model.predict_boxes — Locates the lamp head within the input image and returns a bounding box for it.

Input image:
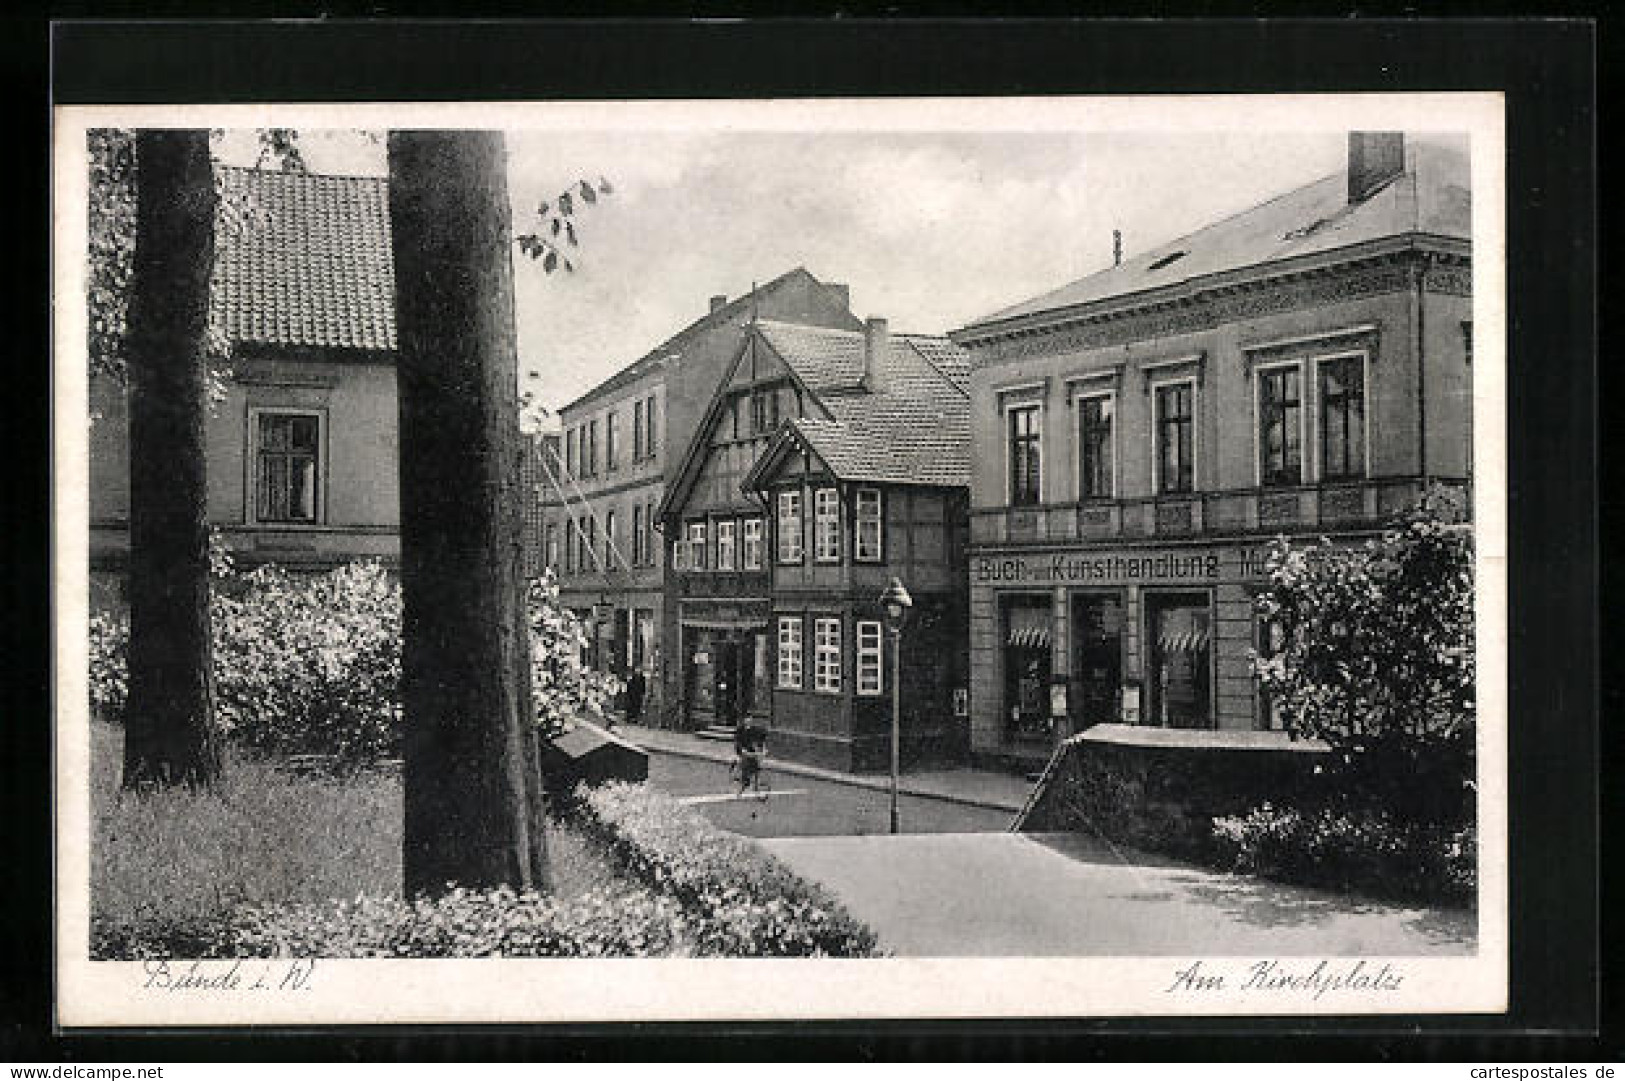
[879,577,913,629]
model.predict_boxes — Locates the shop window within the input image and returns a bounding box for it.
[1154,381,1195,494]
[854,488,883,562]
[1255,612,1289,731]
[1007,404,1042,506]
[776,489,804,564]
[1077,393,1114,499]
[1258,364,1303,487]
[1318,354,1367,480]
[1146,593,1213,728]
[743,517,764,569]
[777,616,803,688]
[716,519,737,571]
[814,488,841,562]
[1001,596,1053,740]
[252,410,322,524]
[814,617,842,693]
[856,620,883,696]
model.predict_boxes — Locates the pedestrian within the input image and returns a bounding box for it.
[732,718,767,796]
[625,668,647,725]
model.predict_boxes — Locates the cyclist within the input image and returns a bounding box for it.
[732,718,768,796]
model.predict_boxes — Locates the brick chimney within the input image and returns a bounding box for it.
[1347,132,1406,204]
[863,317,889,392]
[709,294,727,313]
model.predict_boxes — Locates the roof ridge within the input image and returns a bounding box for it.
[217,163,388,185]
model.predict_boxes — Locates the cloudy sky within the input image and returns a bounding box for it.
[218,124,1350,414]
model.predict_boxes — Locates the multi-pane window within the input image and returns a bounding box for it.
[1258,366,1302,487]
[585,420,599,477]
[1319,355,1367,480]
[743,517,764,570]
[545,524,558,570]
[1077,394,1114,499]
[1008,405,1042,506]
[814,488,840,562]
[777,616,803,688]
[254,412,320,523]
[751,387,781,435]
[856,620,883,696]
[583,517,597,570]
[814,617,841,693]
[776,489,804,563]
[647,396,659,458]
[565,522,576,572]
[716,520,737,571]
[854,488,883,562]
[686,521,707,571]
[632,399,644,461]
[631,505,644,565]
[604,510,617,569]
[565,427,577,477]
[1155,383,1195,494]
[605,413,619,471]
[646,501,659,567]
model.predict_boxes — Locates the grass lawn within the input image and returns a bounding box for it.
[91,721,626,932]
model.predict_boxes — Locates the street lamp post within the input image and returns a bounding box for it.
[879,576,913,835]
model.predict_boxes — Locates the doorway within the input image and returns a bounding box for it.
[1070,592,1123,728]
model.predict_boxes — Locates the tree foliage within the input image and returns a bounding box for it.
[1252,486,1475,821]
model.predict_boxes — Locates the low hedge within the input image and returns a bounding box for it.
[1212,803,1476,907]
[92,885,689,960]
[572,781,882,958]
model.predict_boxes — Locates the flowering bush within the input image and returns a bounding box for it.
[90,558,628,766]
[1212,803,1477,906]
[527,570,622,739]
[573,781,881,957]
[212,560,403,765]
[93,886,690,960]
[88,609,129,722]
[1252,486,1475,824]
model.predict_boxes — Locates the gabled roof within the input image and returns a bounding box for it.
[744,321,972,489]
[561,267,837,413]
[212,166,396,354]
[958,137,1470,339]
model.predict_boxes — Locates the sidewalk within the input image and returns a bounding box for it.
[616,723,1033,814]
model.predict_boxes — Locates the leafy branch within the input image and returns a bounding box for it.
[515,177,614,274]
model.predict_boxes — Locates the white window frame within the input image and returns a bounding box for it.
[1314,349,1372,482]
[814,487,841,563]
[1252,359,1308,489]
[777,615,803,689]
[1072,390,1118,501]
[776,488,804,564]
[856,619,884,696]
[1002,399,1045,506]
[742,517,764,570]
[854,488,884,562]
[686,520,707,571]
[1150,375,1199,496]
[247,407,327,527]
[814,616,842,694]
[716,519,737,571]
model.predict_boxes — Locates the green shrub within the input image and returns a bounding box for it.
[1212,803,1476,906]
[573,782,882,958]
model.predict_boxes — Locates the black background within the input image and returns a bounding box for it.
[5,12,1605,1062]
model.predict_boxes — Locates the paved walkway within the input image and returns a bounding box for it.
[617,724,1033,813]
[761,831,1477,957]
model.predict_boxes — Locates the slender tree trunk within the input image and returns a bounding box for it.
[121,130,221,792]
[388,131,547,896]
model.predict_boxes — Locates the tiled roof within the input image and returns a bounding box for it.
[561,267,828,413]
[961,138,1470,335]
[754,321,973,488]
[212,166,396,353]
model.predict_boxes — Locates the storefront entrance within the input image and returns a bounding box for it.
[682,624,771,729]
[1145,591,1213,729]
[1070,592,1124,728]
[1001,595,1053,743]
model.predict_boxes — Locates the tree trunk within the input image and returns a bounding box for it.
[121,129,221,792]
[388,131,547,896]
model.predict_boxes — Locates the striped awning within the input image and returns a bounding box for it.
[1007,625,1052,650]
[1157,628,1211,654]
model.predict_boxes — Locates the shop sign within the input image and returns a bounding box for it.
[973,546,1274,585]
